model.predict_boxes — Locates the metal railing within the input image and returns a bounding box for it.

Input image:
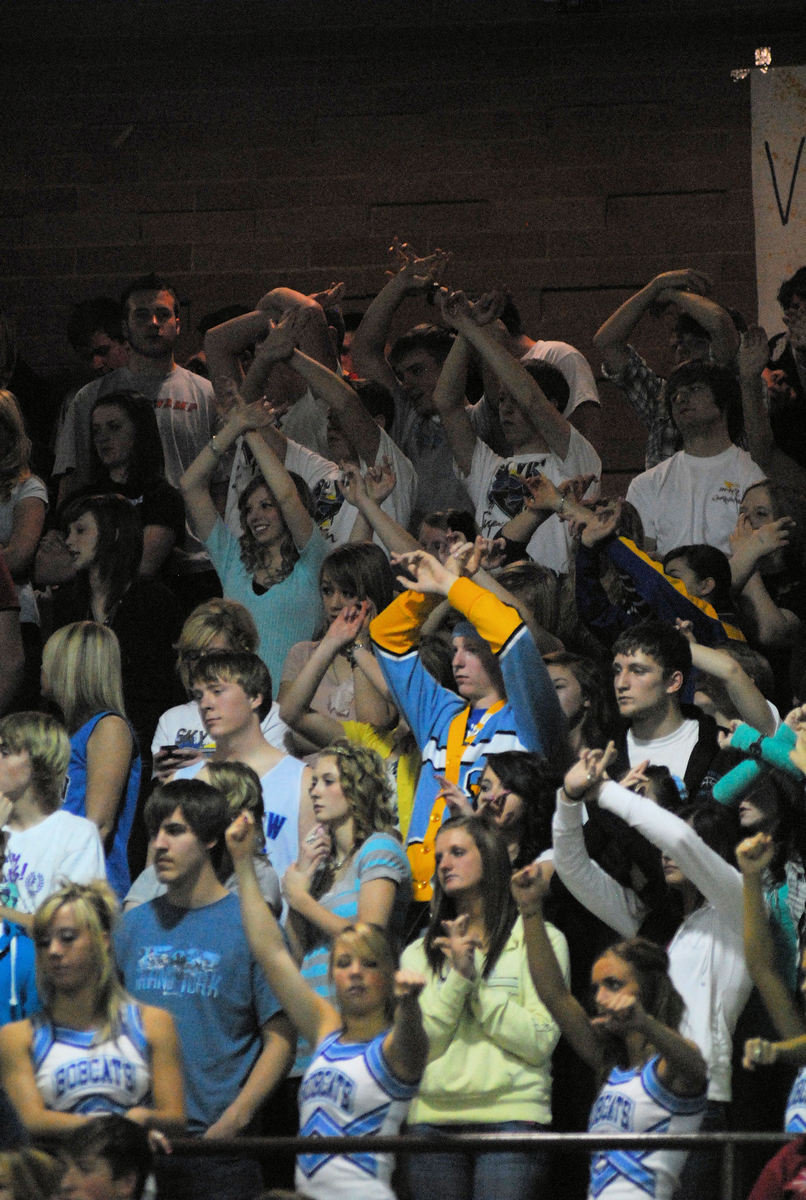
[167,1129,797,1199]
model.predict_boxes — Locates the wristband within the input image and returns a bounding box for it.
[209,435,223,459]
[557,495,567,515]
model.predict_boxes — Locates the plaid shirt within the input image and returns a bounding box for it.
[602,344,682,468]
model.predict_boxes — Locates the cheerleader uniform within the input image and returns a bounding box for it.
[785,1066,806,1132]
[296,1028,417,1200]
[588,1055,706,1199]
[31,1002,151,1116]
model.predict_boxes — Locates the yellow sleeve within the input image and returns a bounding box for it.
[447,576,522,656]
[370,589,442,656]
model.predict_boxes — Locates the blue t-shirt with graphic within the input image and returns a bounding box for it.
[114,892,280,1133]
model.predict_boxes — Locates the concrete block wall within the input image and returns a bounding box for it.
[2,0,805,481]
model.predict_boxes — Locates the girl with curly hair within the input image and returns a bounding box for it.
[281,740,411,1076]
[180,340,329,685]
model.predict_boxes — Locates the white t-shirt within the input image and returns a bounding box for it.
[521,339,600,417]
[151,699,290,762]
[464,426,601,573]
[625,445,765,556]
[278,388,330,458]
[2,810,106,913]
[225,430,416,550]
[626,718,700,778]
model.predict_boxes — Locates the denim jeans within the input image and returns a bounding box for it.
[407,1121,553,1200]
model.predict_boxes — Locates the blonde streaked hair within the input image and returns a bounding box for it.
[176,598,259,692]
[32,881,128,1039]
[204,760,266,861]
[329,922,398,1018]
[0,712,70,812]
[42,622,127,733]
[0,390,31,501]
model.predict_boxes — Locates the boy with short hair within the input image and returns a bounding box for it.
[115,778,294,1200]
[59,1114,152,1200]
[182,651,313,879]
[611,620,718,793]
[0,712,105,929]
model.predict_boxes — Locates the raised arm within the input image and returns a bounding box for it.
[592,268,712,374]
[597,990,707,1096]
[733,560,801,648]
[226,813,338,1049]
[204,309,273,413]
[684,630,775,735]
[431,328,476,476]
[737,832,805,1042]
[351,241,450,390]
[381,972,429,1084]
[552,767,645,938]
[444,536,563,656]
[255,286,337,369]
[737,326,806,488]
[660,289,739,367]
[442,291,572,459]
[278,612,360,748]
[512,863,604,1070]
[597,777,744,926]
[336,462,420,557]
[287,346,382,465]
[180,401,281,542]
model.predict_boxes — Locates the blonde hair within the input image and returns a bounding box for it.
[176,598,259,691]
[32,881,127,1039]
[0,712,70,812]
[205,760,266,871]
[316,741,395,847]
[329,922,398,1018]
[42,622,127,732]
[0,390,31,501]
[204,760,263,819]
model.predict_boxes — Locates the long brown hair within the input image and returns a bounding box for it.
[594,937,685,1076]
[424,815,517,979]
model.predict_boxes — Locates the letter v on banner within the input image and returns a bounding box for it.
[751,66,806,332]
[764,138,806,225]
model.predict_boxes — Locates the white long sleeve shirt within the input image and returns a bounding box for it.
[553,782,753,1102]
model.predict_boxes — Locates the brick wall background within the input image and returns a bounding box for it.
[2,0,805,480]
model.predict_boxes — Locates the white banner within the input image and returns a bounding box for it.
[751,65,806,334]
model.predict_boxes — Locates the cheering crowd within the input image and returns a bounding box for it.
[0,244,805,1199]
